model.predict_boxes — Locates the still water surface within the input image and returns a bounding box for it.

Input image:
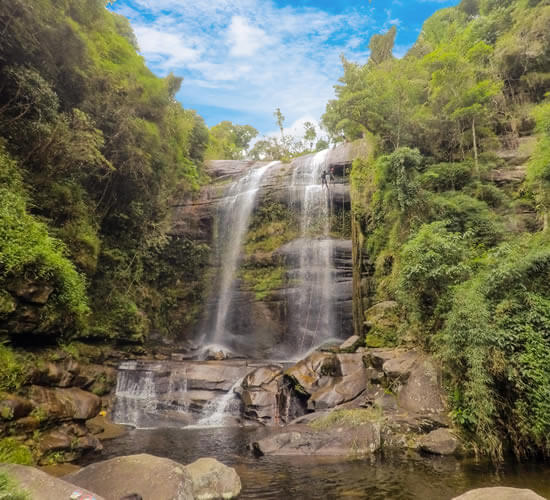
[80,427,550,499]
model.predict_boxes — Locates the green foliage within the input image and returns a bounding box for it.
[0,0,211,344]
[399,222,471,323]
[526,97,550,229]
[0,344,28,393]
[0,439,33,465]
[0,470,30,500]
[0,148,89,331]
[438,234,550,458]
[309,408,383,430]
[240,267,286,301]
[205,121,258,160]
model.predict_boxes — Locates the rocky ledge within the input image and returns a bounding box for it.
[247,343,460,457]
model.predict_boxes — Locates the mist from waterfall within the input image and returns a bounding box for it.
[208,161,279,349]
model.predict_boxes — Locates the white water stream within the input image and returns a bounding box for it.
[209,161,279,347]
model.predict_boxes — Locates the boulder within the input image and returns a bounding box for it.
[66,454,194,500]
[185,458,241,500]
[252,422,381,457]
[0,393,33,420]
[419,428,459,455]
[338,335,361,352]
[0,464,104,500]
[39,426,102,455]
[29,386,101,421]
[382,350,419,381]
[397,357,447,419]
[239,365,283,423]
[185,362,249,392]
[284,351,336,395]
[452,488,545,500]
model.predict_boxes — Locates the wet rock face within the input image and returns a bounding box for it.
[170,143,359,357]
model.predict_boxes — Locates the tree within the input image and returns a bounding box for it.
[369,26,397,65]
[527,98,550,231]
[303,121,317,150]
[205,121,258,160]
[274,108,285,139]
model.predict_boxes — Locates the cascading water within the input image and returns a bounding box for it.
[206,161,279,351]
[196,377,244,427]
[287,150,337,356]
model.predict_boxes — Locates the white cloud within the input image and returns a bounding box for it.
[111,0,377,132]
[133,26,200,68]
[227,16,273,57]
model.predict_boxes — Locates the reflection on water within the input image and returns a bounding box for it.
[79,427,550,500]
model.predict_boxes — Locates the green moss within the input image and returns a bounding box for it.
[0,438,33,465]
[0,345,28,393]
[0,471,30,500]
[309,408,383,431]
[240,267,286,300]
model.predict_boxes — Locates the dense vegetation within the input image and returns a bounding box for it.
[324,0,550,459]
[0,0,211,349]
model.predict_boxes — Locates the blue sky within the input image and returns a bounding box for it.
[108,0,459,137]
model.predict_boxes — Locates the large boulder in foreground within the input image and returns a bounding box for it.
[0,464,104,500]
[66,454,241,500]
[66,454,193,500]
[185,457,241,500]
[452,488,545,500]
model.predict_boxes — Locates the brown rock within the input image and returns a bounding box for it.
[66,453,194,500]
[30,386,101,421]
[7,280,54,304]
[0,394,33,420]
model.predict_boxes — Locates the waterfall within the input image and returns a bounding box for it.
[112,361,159,429]
[288,150,336,356]
[196,377,244,427]
[208,161,279,348]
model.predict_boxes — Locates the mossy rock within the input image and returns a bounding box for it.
[364,301,401,347]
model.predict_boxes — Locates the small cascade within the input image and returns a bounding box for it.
[112,361,159,429]
[208,161,279,349]
[288,149,336,356]
[196,377,244,427]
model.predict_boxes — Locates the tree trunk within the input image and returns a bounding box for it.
[472,117,479,178]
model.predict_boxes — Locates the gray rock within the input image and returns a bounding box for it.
[66,453,194,500]
[338,335,361,352]
[382,350,419,381]
[0,464,104,500]
[452,488,545,500]
[419,428,459,455]
[397,357,447,419]
[185,458,241,499]
[239,365,283,423]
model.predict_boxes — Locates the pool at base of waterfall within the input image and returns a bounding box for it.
[78,426,550,499]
